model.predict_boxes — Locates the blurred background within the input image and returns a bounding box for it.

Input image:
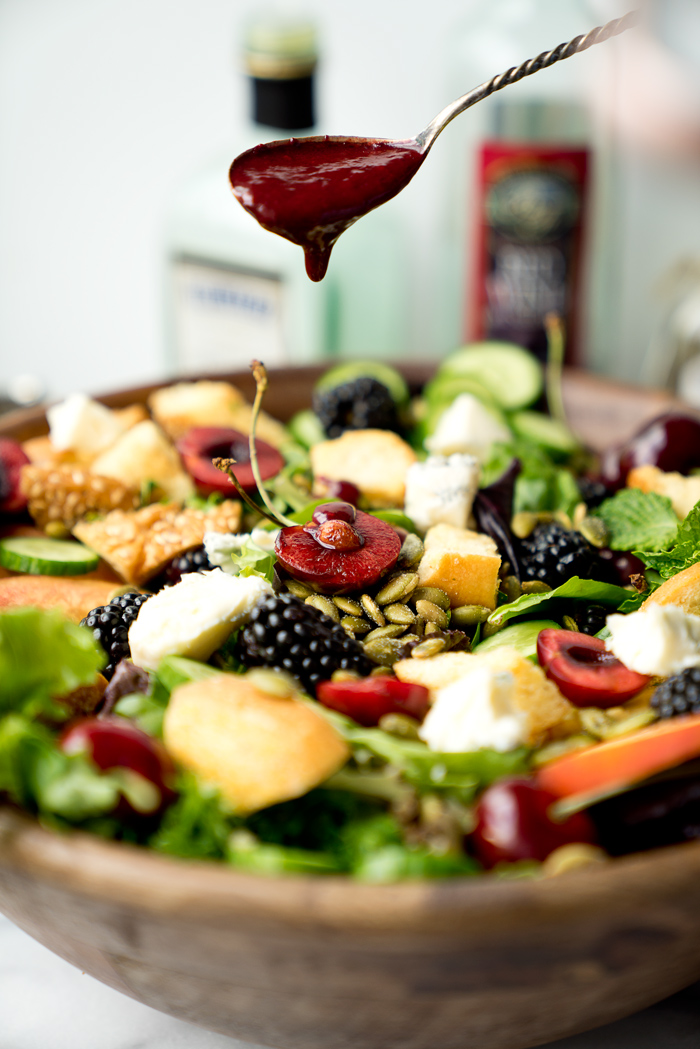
[1,0,700,407]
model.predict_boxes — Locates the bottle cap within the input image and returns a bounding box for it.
[243,17,317,80]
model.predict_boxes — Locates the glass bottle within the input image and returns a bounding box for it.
[163,14,408,375]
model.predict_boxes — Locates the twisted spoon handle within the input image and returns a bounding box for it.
[417,10,640,151]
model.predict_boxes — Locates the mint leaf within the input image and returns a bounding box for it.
[593,488,678,552]
[0,608,105,719]
[636,502,700,580]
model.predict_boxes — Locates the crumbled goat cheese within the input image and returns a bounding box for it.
[47,393,125,456]
[129,568,272,671]
[419,665,529,753]
[606,603,700,677]
[425,393,511,462]
[404,454,480,532]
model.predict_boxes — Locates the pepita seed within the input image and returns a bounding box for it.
[378,713,421,739]
[415,599,449,628]
[333,595,363,616]
[384,603,416,625]
[542,844,608,878]
[375,572,419,605]
[341,615,372,635]
[411,587,450,611]
[331,669,361,682]
[364,624,407,643]
[520,580,552,595]
[553,510,573,530]
[245,668,296,698]
[562,615,579,632]
[481,620,502,639]
[305,594,340,622]
[511,511,538,539]
[423,621,441,636]
[578,516,609,548]
[397,532,424,568]
[573,502,587,528]
[501,575,522,603]
[363,636,405,667]
[451,604,491,628]
[360,594,386,626]
[286,579,313,599]
[411,637,447,659]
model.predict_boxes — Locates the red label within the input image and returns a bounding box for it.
[469,143,589,365]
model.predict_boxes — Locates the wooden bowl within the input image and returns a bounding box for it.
[1,364,699,1049]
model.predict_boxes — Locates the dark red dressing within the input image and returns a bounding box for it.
[229,136,425,281]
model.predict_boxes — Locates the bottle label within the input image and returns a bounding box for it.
[469,144,589,364]
[171,256,286,371]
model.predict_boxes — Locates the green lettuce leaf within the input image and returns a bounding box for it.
[593,488,679,552]
[488,577,639,629]
[229,539,276,584]
[148,772,234,859]
[636,502,700,580]
[481,441,581,517]
[0,608,105,719]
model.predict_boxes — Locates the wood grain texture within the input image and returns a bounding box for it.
[1,365,700,1049]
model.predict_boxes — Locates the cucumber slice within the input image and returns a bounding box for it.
[0,536,100,576]
[472,619,560,662]
[438,342,543,410]
[288,409,327,448]
[510,410,579,456]
[315,361,410,406]
[422,373,499,410]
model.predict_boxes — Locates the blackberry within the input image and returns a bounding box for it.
[576,477,609,509]
[237,592,372,694]
[313,377,399,439]
[81,592,151,679]
[519,522,596,589]
[571,603,609,637]
[651,668,700,719]
[149,545,213,591]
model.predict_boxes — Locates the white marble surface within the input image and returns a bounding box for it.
[2,913,700,1049]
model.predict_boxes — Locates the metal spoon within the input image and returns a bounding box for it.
[231,11,640,281]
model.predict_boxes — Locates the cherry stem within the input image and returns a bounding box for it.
[248,360,296,527]
[212,457,285,527]
[544,312,567,428]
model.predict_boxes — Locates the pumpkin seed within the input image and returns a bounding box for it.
[384,603,416,625]
[364,624,407,643]
[501,575,522,603]
[245,668,296,698]
[286,579,314,599]
[415,599,449,628]
[531,734,595,768]
[379,713,421,740]
[333,595,363,616]
[305,594,340,622]
[562,615,579,632]
[411,637,447,659]
[363,636,405,667]
[450,604,491,628]
[397,532,424,568]
[423,621,441,636]
[341,616,372,635]
[360,594,386,626]
[578,516,609,548]
[411,586,450,611]
[375,572,419,605]
[572,502,588,528]
[511,511,538,539]
[331,669,361,682]
[481,620,503,639]
[542,844,608,878]
[520,580,552,595]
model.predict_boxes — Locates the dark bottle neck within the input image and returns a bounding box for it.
[251,75,315,132]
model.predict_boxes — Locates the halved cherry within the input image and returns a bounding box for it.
[471,777,597,868]
[177,427,284,495]
[275,502,401,594]
[317,676,430,727]
[537,628,650,708]
[0,437,30,515]
[60,715,177,817]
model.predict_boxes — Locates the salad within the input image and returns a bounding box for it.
[1,340,700,883]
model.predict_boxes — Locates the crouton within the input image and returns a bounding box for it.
[310,429,417,508]
[417,523,501,609]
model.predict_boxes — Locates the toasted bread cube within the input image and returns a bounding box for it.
[642,562,700,617]
[147,380,289,449]
[91,420,194,503]
[627,464,700,521]
[417,523,501,609]
[310,429,417,508]
[164,673,349,813]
